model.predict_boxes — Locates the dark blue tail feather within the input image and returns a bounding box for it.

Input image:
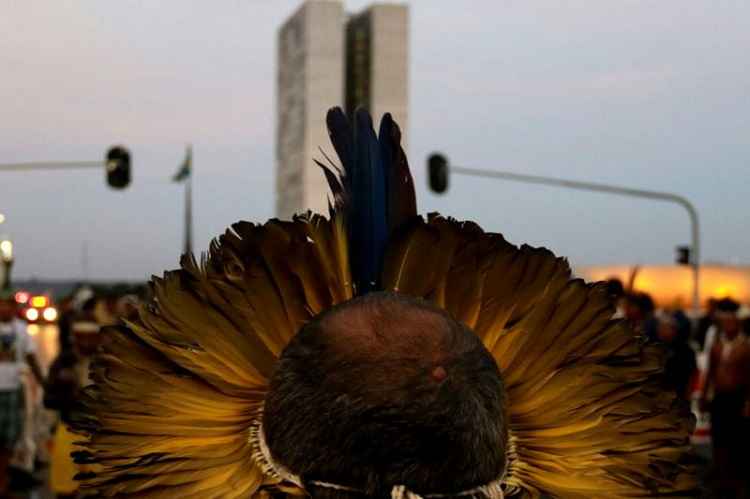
[320,107,416,295]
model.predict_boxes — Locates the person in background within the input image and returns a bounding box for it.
[0,291,45,496]
[624,292,658,340]
[698,299,723,414]
[605,278,626,318]
[46,311,102,499]
[700,297,750,498]
[657,310,697,401]
[695,298,718,350]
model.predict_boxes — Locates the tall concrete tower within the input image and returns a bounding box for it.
[345,4,409,149]
[276,1,409,220]
[276,0,345,219]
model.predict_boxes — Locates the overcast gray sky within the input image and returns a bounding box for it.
[1,1,748,280]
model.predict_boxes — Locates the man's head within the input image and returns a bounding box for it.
[624,292,654,323]
[263,292,507,498]
[716,297,740,338]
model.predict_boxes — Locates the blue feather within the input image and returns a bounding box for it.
[352,109,388,293]
[322,107,415,295]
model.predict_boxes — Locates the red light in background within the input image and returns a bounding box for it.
[15,291,29,304]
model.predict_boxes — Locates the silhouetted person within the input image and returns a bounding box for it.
[46,315,102,498]
[700,298,750,498]
[695,298,719,349]
[657,311,697,401]
[0,292,45,496]
[624,292,657,340]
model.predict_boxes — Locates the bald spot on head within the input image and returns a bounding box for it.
[263,292,508,496]
[315,296,460,398]
[322,296,449,358]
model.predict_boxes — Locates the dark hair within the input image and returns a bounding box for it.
[627,292,655,316]
[605,278,625,299]
[263,292,507,499]
[82,297,98,313]
[716,297,740,313]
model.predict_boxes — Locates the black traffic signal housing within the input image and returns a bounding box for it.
[106,146,131,189]
[428,153,449,194]
[675,245,691,265]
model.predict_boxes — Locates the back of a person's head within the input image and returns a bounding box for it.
[716,297,739,314]
[263,292,507,499]
[605,278,625,299]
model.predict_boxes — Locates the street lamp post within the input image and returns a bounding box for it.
[0,148,132,288]
[0,146,131,189]
[427,155,701,315]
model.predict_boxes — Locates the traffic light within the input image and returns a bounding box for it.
[106,146,131,189]
[427,153,449,194]
[675,245,691,265]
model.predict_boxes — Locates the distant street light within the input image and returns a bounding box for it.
[0,240,13,260]
[0,214,5,224]
[427,153,702,315]
[0,238,14,291]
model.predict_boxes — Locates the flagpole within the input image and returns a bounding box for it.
[184,145,193,255]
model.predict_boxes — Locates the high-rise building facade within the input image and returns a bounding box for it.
[276,0,345,219]
[345,4,409,146]
[276,1,409,219]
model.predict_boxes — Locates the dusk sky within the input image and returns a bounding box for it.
[1,1,748,280]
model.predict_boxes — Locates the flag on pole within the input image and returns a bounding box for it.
[173,146,192,182]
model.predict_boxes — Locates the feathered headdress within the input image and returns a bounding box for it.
[72,108,697,498]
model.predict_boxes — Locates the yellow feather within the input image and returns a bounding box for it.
[73,215,351,498]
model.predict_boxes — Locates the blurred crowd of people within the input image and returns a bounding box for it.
[0,285,142,498]
[608,278,750,498]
